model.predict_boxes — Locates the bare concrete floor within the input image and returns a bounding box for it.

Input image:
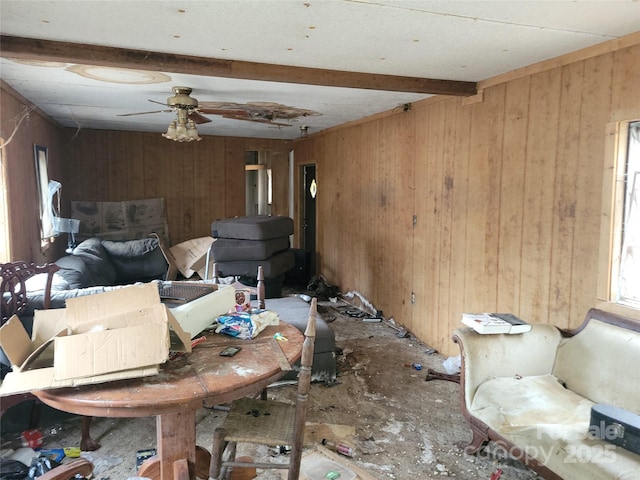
[1,299,543,479]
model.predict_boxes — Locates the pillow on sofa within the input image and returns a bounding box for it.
[55,255,92,289]
[72,237,118,286]
[102,237,168,284]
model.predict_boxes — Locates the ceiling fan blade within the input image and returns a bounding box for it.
[222,114,292,127]
[189,112,212,124]
[117,109,171,117]
[198,108,250,117]
[148,99,170,107]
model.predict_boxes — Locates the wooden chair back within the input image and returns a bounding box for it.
[1,261,59,435]
[288,297,317,477]
[209,297,318,480]
[1,261,59,324]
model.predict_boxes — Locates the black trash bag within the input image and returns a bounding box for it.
[0,459,29,480]
[306,275,340,300]
[27,456,60,479]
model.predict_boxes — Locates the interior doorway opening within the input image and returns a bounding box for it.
[245,151,271,216]
[301,164,317,278]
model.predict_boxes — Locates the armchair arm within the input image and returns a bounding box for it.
[452,324,562,409]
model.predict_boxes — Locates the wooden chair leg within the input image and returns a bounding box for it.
[80,416,101,451]
[195,445,212,480]
[209,427,227,479]
[463,426,489,455]
[173,458,190,480]
[223,442,237,480]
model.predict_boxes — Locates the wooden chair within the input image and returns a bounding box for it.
[1,261,58,324]
[1,261,59,428]
[209,298,317,480]
[0,261,99,451]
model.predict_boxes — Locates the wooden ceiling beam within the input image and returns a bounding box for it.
[0,35,477,97]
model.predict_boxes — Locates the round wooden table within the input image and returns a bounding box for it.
[34,321,303,480]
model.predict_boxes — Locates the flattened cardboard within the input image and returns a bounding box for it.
[64,282,161,328]
[0,315,38,369]
[0,283,190,396]
[169,283,235,338]
[0,315,66,373]
[169,236,215,278]
[32,309,69,344]
[0,365,160,396]
[53,322,168,380]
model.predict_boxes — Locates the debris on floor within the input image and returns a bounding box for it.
[307,276,340,300]
[300,446,381,480]
[341,291,379,317]
[1,296,544,480]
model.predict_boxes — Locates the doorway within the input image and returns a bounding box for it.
[245,151,270,216]
[302,164,316,253]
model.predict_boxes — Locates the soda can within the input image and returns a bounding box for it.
[22,428,43,448]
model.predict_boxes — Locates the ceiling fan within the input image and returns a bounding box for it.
[117,86,211,124]
[118,86,321,127]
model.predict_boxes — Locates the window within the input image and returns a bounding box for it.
[0,139,8,261]
[617,121,640,307]
[34,144,56,245]
[601,120,640,309]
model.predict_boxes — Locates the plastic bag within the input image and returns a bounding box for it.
[27,456,60,479]
[442,355,461,374]
[0,459,29,480]
[79,452,122,475]
[215,309,280,339]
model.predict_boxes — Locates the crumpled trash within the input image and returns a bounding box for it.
[307,275,340,300]
[79,451,122,475]
[442,355,461,374]
[215,309,280,339]
[0,459,29,480]
[27,455,60,479]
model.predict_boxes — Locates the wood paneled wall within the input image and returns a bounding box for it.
[61,130,291,245]
[1,83,66,263]
[0,83,292,260]
[295,41,640,356]
[3,38,639,357]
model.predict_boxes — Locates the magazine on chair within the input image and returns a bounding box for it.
[461,312,531,334]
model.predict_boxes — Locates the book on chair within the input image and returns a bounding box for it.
[461,312,531,334]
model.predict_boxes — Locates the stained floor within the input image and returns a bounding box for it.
[1,298,542,479]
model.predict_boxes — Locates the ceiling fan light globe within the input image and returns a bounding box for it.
[162,121,178,140]
[187,121,202,141]
[175,122,188,141]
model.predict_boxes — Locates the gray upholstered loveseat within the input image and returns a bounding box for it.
[256,296,336,383]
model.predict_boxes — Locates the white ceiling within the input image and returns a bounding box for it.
[1,0,638,140]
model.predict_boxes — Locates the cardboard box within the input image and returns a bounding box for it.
[0,283,191,396]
